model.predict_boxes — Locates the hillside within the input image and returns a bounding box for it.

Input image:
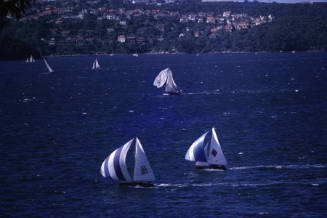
[1,0,327,59]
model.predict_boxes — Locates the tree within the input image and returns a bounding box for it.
[0,0,33,29]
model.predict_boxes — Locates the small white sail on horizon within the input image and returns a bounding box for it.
[185,128,227,170]
[43,58,54,73]
[26,55,35,63]
[100,137,155,185]
[153,68,182,95]
[30,55,35,63]
[92,58,100,70]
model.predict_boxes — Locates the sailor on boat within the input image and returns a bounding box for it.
[100,137,155,187]
[185,127,227,170]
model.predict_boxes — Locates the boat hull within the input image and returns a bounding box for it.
[195,164,227,170]
[119,182,154,187]
[167,90,182,95]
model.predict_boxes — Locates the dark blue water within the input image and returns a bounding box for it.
[1,53,327,217]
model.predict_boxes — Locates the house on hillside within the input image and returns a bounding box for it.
[117,35,126,43]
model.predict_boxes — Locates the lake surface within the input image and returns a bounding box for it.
[0,53,327,217]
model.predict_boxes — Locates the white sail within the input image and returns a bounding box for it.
[153,68,168,88]
[153,67,181,94]
[44,59,54,73]
[165,69,179,93]
[207,128,227,167]
[185,131,208,162]
[26,58,29,63]
[30,55,35,63]
[100,139,133,182]
[133,138,155,182]
[95,59,100,69]
[92,59,100,70]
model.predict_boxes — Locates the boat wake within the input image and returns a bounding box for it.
[201,168,225,172]
[155,178,327,189]
[230,164,327,170]
[156,183,187,188]
[19,97,38,103]
[175,88,297,96]
[183,91,220,95]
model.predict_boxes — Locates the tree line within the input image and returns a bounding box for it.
[1,1,327,60]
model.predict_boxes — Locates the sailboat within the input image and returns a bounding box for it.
[100,137,155,187]
[30,55,35,63]
[43,58,54,73]
[185,128,227,170]
[26,55,35,63]
[153,68,182,95]
[92,58,100,70]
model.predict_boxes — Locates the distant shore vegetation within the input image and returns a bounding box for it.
[1,0,327,60]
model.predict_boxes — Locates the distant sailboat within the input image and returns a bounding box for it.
[43,58,54,73]
[30,55,35,63]
[185,128,227,170]
[92,58,100,70]
[100,137,155,187]
[153,68,182,95]
[26,55,35,63]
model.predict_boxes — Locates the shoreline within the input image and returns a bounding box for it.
[46,50,326,58]
[1,50,326,61]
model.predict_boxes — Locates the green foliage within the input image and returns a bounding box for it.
[231,16,327,52]
[0,0,33,29]
[1,1,327,60]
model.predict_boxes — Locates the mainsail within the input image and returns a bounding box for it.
[207,128,227,166]
[165,69,179,93]
[153,68,181,94]
[44,59,54,73]
[133,138,155,182]
[100,138,155,183]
